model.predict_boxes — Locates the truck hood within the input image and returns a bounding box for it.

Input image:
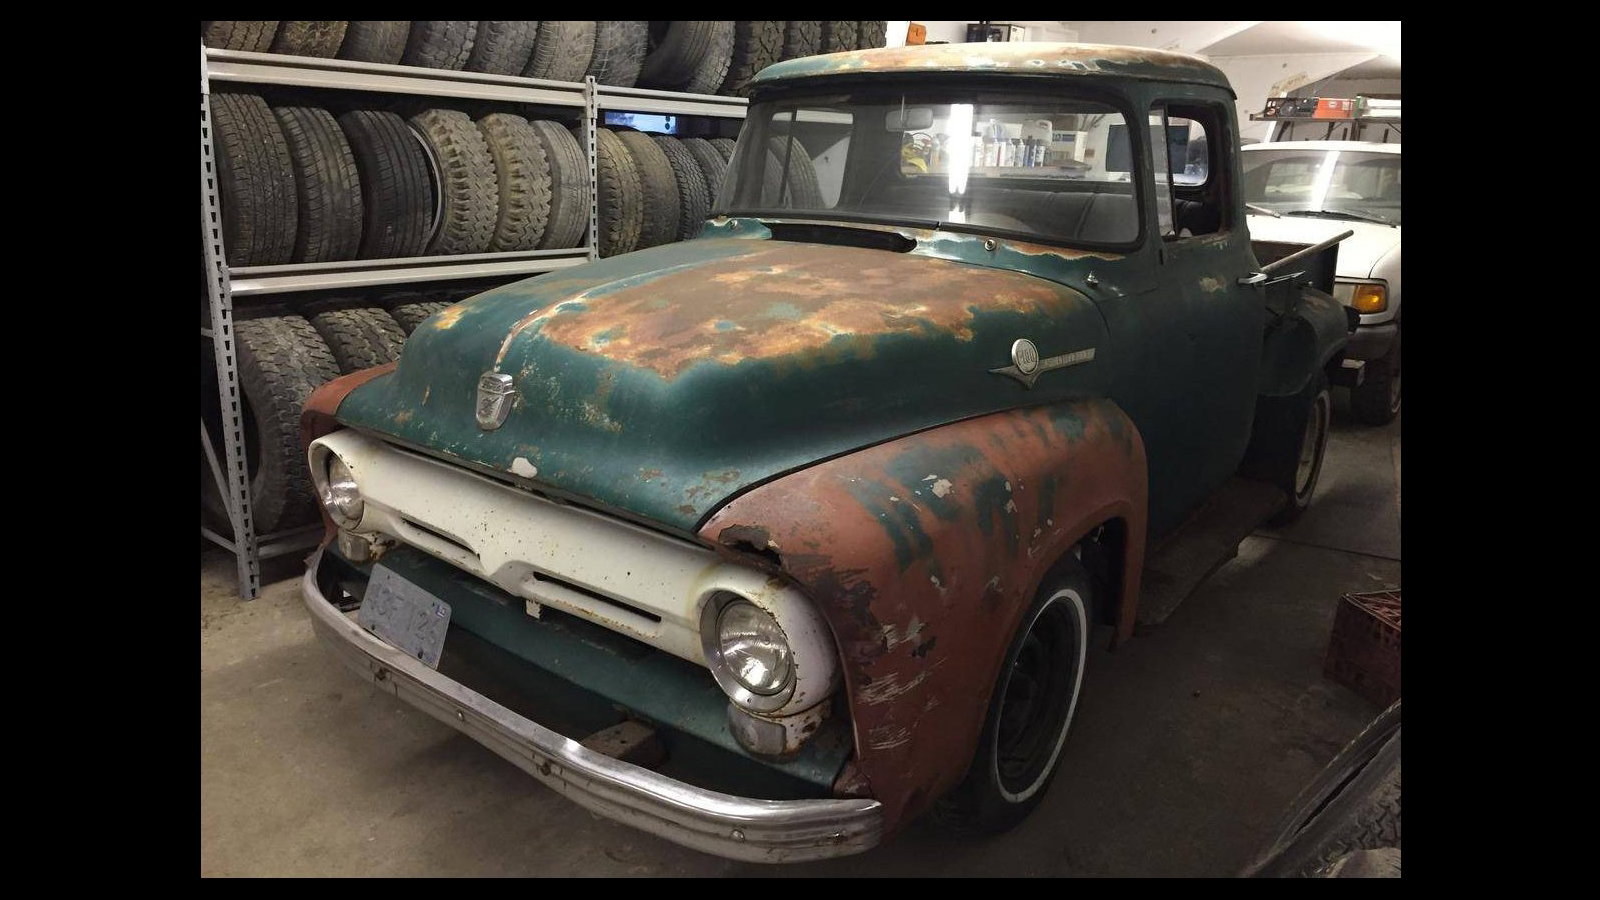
[336,229,1108,535]
[1246,215,1400,280]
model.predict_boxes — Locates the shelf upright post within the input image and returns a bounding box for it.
[584,76,601,263]
[200,43,262,599]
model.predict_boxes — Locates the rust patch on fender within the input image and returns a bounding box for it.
[700,398,1147,835]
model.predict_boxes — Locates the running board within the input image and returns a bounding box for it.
[1136,477,1287,630]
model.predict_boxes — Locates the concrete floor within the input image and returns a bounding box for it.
[201,403,1399,877]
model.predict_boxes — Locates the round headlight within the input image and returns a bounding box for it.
[718,602,794,696]
[321,456,364,527]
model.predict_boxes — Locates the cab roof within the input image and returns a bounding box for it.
[751,41,1234,94]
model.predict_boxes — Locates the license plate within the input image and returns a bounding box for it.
[357,565,452,669]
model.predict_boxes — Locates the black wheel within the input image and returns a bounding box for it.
[1241,373,1331,525]
[337,110,432,259]
[524,21,595,81]
[387,299,451,334]
[709,137,736,163]
[681,137,729,207]
[210,92,297,267]
[856,21,887,50]
[781,21,821,60]
[304,304,409,374]
[409,108,498,256]
[936,558,1093,834]
[224,316,342,532]
[202,21,279,52]
[272,106,364,263]
[587,21,649,87]
[592,127,643,257]
[768,136,823,208]
[1350,330,1401,426]
[640,21,730,90]
[269,21,348,58]
[337,22,410,64]
[819,21,858,54]
[616,130,680,250]
[465,21,540,75]
[528,120,590,250]
[720,21,784,96]
[654,136,711,241]
[476,113,552,252]
[402,21,477,70]
[1242,701,1402,878]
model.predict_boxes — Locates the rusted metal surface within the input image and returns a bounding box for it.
[334,235,1110,534]
[753,42,1232,93]
[699,398,1147,834]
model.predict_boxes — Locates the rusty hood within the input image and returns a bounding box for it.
[335,230,1109,534]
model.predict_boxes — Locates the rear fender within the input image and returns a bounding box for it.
[698,398,1147,834]
[1257,289,1350,397]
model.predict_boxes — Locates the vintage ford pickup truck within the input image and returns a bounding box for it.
[299,43,1352,862]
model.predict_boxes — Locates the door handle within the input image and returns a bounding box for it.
[1238,272,1268,286]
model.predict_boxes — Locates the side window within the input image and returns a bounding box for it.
[1150,102,1227,240]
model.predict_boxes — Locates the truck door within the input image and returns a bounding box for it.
[1143,98,1266,533]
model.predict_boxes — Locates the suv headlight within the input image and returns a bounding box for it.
[318,455,364,528]
[701,592,796,712]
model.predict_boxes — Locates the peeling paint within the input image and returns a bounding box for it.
[510,457,538,478]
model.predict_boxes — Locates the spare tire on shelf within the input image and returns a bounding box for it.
[402,21,478,70]
[781,21,821,60]
[465,21,541,75]
[229,315,342,532]
[303,303,410,374]
[269,21,349,58]
[337,21,410,64]
[272,105,364,263]
[720,21,784,96]
[409,108,499,256]
[210,91,297,267]
[387,298,453,334]
[615,130,681,250]
[856,20,887,50]
[202,21,279,52]
[475,113,552,252]
[709,137,736,162]
[590,127,643,257]
[639,21,732,91]
[680,137,729,207]
[767,135,824,208]
[587,21,649,87]
[337,110,432,259]
[524,20,595,82]
[527,120,590,250]
[820,21,858,54]
[653,136,710,242]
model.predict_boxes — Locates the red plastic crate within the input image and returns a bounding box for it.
[1323,590,1401,707]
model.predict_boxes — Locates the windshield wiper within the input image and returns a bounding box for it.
[1280,208,1396,226]
[1246,203,1281,218]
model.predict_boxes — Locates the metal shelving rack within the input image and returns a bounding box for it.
[201,44,749,598]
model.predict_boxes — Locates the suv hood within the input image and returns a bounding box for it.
[1246,215,1400,280]
[336,229,1108,535]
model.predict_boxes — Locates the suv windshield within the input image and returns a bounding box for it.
[1242,147,1401,226]
[716,85,1141,247]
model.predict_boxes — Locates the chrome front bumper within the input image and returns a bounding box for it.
[301,546,884,863]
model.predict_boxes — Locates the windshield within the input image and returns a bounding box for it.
[716,86,1141,247]
[1242,147,1401,226]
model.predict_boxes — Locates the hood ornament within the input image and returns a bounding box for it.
[990,339,1095,389]
[476,373,517,430]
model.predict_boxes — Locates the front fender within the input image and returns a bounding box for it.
[1257,288,1350,397]
[698,398,1147,834]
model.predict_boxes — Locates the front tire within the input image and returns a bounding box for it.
[1242,373,1331,525]
[1350,330,1401,426]
[935,558,1093,834]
